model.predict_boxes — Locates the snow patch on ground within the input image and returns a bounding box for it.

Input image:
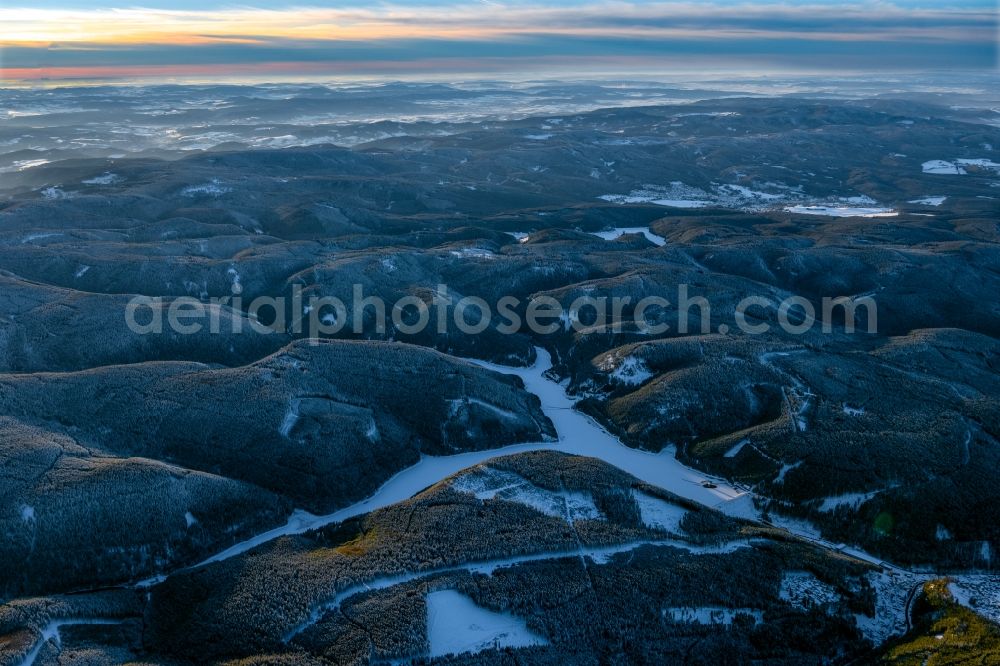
[842,404,865,416]
[632,490,689,534]
[181,179,232,197]
[597,354,654,385]
[767,513,822,540]
[0,158,51,173]
[818,490,881,512]
[426,589,548,658]
[20,233,62,244]
[450,398,521,423]
[723,439,750,458]
[81,172,121,185]
[279,399,301,438]
[450,247,496,259]
[40,187,70,200]
[785,205,897,218]
[775,461,802,484]
[908,196,946,206]
[227,267,242,294]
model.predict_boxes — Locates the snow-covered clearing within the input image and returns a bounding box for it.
[780,571,841,610]
[427,590,547,657]
[855,570,922,645]
[922,158,1000,175]
[664,607,763,625]
[775,461,802,484]
[818,490,882,513]
[922,160,965,175]
[451,467,602,522]
[589,227,667,246]
[948,576,1000,625]
[632,490,689,534]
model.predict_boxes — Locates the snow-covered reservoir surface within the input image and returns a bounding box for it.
[185,348,748,571]
[427,590,548,657]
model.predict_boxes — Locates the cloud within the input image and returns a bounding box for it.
[1,2,995,78]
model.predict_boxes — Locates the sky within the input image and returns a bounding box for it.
[1,1,997,81]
